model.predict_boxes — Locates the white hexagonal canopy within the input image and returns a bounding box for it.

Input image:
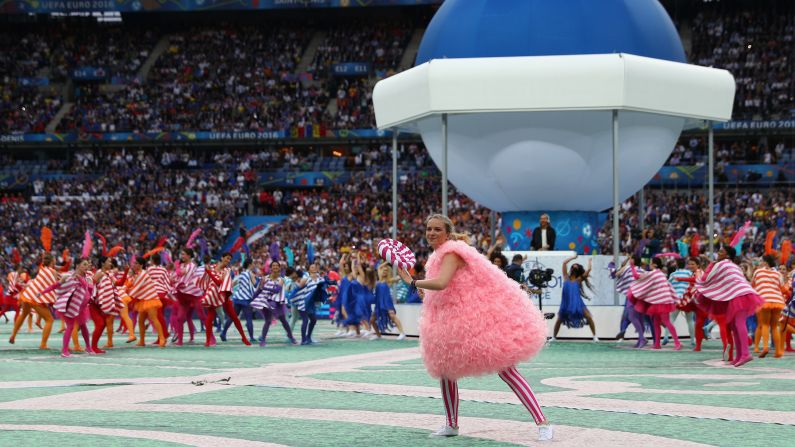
[373,53,735,131]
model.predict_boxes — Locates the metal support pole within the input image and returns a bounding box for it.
[708,120,715,258]
[392,130,398,241]
[612,110,620,305]
[441,113,448,217]
[639,187,645,233]
[489,210,496,246]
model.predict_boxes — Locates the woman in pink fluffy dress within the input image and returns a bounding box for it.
[694,246,764,367]
[398,214,552,442]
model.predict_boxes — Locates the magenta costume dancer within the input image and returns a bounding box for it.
[694,252,764,367]
[50,269,95,357]
[627,267,681,350]
[172,249,205,345]
[399,215,552,441]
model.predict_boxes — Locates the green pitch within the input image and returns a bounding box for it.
[1,321,793,446]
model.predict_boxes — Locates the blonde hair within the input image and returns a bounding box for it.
[425,214,471,244]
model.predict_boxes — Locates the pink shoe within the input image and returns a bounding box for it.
[61,351,71,358]
[673,343,682,351]
[733,356,753,367]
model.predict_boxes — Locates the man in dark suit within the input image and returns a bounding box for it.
[531,213,556,251]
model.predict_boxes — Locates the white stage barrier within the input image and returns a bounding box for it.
[385,251,694,340]
[391,304,693,340]
[502,251,624,306]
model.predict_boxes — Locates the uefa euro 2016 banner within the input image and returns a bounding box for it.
[0,128,393,144]
[0,0,441,13]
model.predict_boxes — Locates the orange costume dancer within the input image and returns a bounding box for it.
[127,257,166,347]
[90,258,127,354]
[199,253,250,347]
[751,255,788,358]
[146,254,173,343]
[112,274,137,344]
[9,253,60,349]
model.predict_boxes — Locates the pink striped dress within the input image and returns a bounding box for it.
[627,269,678,316]
[174,262,204,300]
[52,273,93,323]
[694,260,763,321]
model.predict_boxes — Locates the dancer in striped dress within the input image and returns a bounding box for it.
[694,246,764,367]
[672,257,709,351]
[47,258,101,357]
[290,264,325,345]
[751,255,788,358]
[251,261,296,347]
[667,258,695,347]
[90,257,126,354]
[9,253,60,349]
[614,256,647,348]
[128,257,166,347]
[2,264,30,329]
[627,257,681,350]
[147,254,173,343]
[200,253,250,347]
[173,248,205,345]
[222,258,260,342]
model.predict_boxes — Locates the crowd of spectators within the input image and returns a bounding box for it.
[664,136,794,166]
[689,8,794,120]
[597,188,795,261]
[310,21,413,78]
[5,6,794,134]
[0,144,469,273]
[0,83,61,133]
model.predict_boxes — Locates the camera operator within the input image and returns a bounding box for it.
[505,254,525,283]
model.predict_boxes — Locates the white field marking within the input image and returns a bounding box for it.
[2,358,218,371]
[0,424,287,447]
[703,382,760,387]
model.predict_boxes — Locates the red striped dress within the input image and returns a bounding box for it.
[694,260,764,321]
[752,267,787,311]
[127,270,162,312]
[6,271,29,297]
[19,265,60,305]
[174,262,204,298]
[93,273,122,316]
[627,269,678,316]
[200,267,232,308]
[146,265,173,303]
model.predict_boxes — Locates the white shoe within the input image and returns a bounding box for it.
[361,330,371,337]
[430,425,459,437]
[334,330,345,336]
[593,336,600,343]
[345,331,357,337]
[538,424,554,441]
[368,334,380,341]
[396,333,406,340]
[615,337,624,343]
[548,337,556,343]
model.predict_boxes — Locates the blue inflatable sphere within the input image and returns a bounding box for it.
[416,0,685,65]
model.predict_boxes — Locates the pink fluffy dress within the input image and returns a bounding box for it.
[419,240,547,380]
